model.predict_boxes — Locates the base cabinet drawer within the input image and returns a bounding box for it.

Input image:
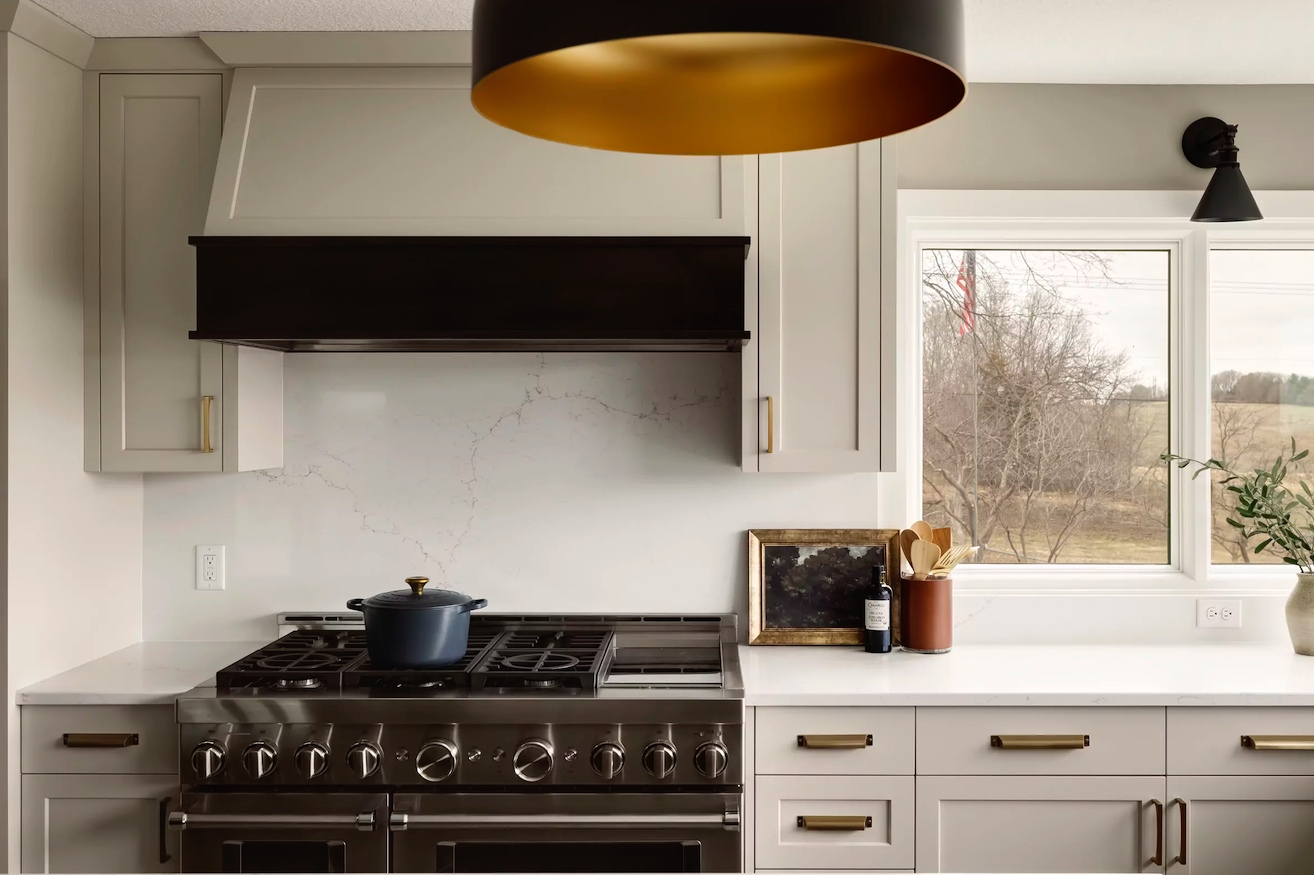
[755,775,914,870]
[915,775,1166,873]
[22,705,176,775]
[1169,707,1314,775]
[1168,776,1314,875]
[21,773,179,873]
[757,707,914,775]
[918,707,1165,776]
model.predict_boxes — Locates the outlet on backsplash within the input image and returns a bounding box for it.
[1197,598,1242,629]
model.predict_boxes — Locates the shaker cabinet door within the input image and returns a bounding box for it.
[21,774,179,873]
[95,74,224,473]
[747,138,896,473]
[916,775,1166,873]
[1167,776,1314,875]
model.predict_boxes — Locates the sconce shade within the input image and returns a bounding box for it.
[1191,165,1263,223]
[470,0,966,155]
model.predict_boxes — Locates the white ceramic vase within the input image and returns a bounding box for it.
[1285,573,1314,656]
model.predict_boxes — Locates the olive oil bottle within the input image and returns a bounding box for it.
[864,566,893,653]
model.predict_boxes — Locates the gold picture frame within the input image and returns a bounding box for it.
[748,528,900,645]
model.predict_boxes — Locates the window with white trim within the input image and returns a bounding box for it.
[903,193,1314,583]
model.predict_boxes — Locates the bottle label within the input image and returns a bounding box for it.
[865,600,889,631]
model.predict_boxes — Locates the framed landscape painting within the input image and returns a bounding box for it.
[748,529,901,645]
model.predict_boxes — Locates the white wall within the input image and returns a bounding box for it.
[143,353,882,640]
[5,31,143,869]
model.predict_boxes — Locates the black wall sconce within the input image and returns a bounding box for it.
[1182,117,1262,222]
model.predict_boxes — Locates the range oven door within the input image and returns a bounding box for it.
[169,792,389,873]
[390,792,742,873]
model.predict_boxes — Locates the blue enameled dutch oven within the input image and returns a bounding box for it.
[347,576,488,668]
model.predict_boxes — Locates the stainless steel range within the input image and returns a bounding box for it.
[169,614,744,874]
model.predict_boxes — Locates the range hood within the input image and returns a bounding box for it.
[189,236,751,353]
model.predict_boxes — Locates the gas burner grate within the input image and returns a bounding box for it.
[342,629,501,690]
[216,630,368,691]
[472,630,615,691]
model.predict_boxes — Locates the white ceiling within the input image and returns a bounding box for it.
[32,0,1314,84]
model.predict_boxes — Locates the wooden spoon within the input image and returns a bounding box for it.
[932,527,952,554]
[910,520,934,542]
[910,539,942,581]
[899,529,922,567]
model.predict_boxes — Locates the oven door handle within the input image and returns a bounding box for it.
[168,810,378,832]
[390,810,741,832]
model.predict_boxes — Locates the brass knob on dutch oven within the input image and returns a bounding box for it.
[405,576,429,596]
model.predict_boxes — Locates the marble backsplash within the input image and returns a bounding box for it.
[143,353,882,641]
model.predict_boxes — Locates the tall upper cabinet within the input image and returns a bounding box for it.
[85,73,282,473]
[742,139,897,474]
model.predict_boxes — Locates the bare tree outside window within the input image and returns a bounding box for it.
[1211,250,1314,565]
[922,250,1170,564]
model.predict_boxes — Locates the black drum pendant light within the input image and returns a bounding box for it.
[1182,117,1263,222]
[470,0,966,155]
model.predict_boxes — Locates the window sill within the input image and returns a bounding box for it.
[947,566,1294,597]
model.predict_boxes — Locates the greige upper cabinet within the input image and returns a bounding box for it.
[87,74,282,473]
[744,140,897,473]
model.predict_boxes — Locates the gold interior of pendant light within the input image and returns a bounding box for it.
[472,32,966,155]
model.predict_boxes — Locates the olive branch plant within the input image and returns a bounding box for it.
[1162,439,1314,574]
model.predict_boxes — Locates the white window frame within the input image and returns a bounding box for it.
[897,190,1314,593]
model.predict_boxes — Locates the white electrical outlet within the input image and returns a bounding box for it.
[1197,598,1242,628]
[195,545,225,591]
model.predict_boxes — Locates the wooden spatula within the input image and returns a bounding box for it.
[932,527,952,554]
[899,529,922,567]
[910,539,942,581]
[910,520,934,542]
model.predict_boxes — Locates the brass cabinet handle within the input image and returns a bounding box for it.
[63,733,139,748]
[201,395,215,453]
[1149,799,1163,867]
[797,734,873,749]
[766,396,775,454]
[1241,735,1314,750]
[1173,798,1187,866]
[990,734,1089,750]
[796,815,872,831]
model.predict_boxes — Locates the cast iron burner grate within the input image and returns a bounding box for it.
[472,630,615,691]
[216,631,368,691]
[342,629,502,689]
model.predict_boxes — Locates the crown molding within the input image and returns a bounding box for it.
[200,31,471,67]
[86,37,227,71]
[0,0,93,68]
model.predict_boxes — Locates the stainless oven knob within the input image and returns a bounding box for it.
[694,741,728,778]
[346,741,382,779]
[242,740,278,779]
[512,739,554,783]
[190,740,226,779]
[294,741,329,779]
[643,741,677,779]
[415,739,459,783]
[590,742,625,779]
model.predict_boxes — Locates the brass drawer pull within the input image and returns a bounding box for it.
[201,395,215,453]
[797,734,873,749]
[1173,798,1187,865]
[797,815,872,831]
[1241,735,1314,750]
[63,732,139,748]
[1149,799,1163,867]
[766,396,775,454]
[990,734,1089,750]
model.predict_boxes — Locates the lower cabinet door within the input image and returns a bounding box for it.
[22,774,179,873]
[755,774,915,870]
[1167,775,1314,875]
[916,775,1166,873]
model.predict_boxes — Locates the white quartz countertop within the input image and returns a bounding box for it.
[17,641,265,706]
[740,643,1314,706]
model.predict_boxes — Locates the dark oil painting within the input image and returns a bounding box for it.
[763,544,888,629]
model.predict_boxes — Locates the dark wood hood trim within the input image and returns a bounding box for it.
[190,236,751,353]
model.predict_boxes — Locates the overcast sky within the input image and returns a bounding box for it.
[930,248,1314,389]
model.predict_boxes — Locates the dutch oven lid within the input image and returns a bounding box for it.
[361,577,479,611]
